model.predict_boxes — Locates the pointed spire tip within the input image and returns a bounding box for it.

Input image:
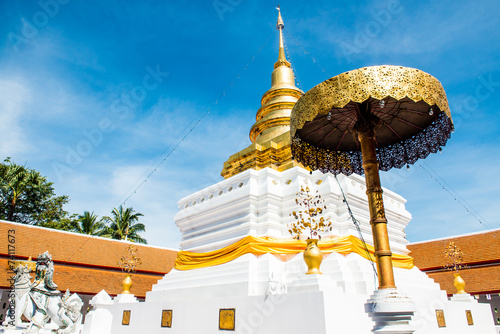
[276,5,284,29]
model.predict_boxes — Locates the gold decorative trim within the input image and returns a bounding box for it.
[367,191,386,220]
[219,308,235,331]
[274,59,291,69]
[291,112,453,175]
[122,310,131,326]
[435,309,446,328]
[250,118,291,143]
[261,88,302,106]
[161,309,173,328]
[221,132,298,179]
[290,65,451,137]
[256,102,296,121]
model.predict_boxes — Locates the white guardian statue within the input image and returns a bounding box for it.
[6,251,83,334]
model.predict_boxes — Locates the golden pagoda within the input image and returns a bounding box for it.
[221,7,304,178]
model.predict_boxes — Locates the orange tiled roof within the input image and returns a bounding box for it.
[408,229,500,295]
[0,220,178,297]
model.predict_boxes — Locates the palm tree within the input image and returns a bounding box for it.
[0,158,51,222]
[102,206,147,244]
[73,211,106,236]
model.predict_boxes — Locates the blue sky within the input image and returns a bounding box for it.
[1,0,499,249]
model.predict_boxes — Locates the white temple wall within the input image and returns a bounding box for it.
[175,167,412,255]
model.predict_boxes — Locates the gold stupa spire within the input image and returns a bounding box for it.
[275,5,290,69]
[221,7,304,178]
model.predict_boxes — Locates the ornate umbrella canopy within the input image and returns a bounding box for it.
[290,65,453,175]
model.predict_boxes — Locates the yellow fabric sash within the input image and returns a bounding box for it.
[175,235,413,271]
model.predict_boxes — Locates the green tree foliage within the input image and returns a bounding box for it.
[102,206,147,244]
[73,211,107,236]
[0,158,75,229]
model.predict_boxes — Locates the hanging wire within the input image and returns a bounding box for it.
[114,31,275,208]
[284,30,332,78]
[418,162,494,231]
[282,33,302,90]
[334,174,378,288]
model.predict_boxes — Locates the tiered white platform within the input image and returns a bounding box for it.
[83,167,496,334]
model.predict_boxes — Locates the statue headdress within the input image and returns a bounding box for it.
[36,251,58,290]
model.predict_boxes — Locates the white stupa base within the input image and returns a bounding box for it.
[83,252,496,334]
[81,167,496,333]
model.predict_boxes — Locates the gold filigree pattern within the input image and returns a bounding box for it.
[290,65,451,137]
[291,111,453,175]
[117,245,142,273]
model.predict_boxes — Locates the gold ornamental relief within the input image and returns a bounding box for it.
[290,65,451,137]
[465,310,474,326]
[274,58,291,69]
[367,191,386,220]
[435,310,446,328]
[161,310,173,328]
[219,309,236,330]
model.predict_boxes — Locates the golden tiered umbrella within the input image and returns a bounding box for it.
[290,65,453,289]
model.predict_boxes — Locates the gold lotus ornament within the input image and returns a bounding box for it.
[117,245,142,294]
[444,241,467,294]
[288,182,332,274]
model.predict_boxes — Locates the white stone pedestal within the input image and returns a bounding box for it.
[365,288,416,334]
[82,290,114,334]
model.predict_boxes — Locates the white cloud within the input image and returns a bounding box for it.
[0,79,32,155]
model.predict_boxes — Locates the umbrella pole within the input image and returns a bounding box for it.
[358,130,396,290]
